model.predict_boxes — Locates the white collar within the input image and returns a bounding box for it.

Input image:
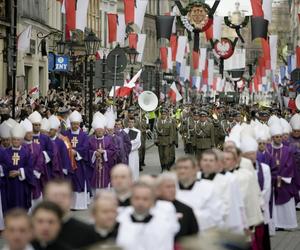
[71,129,80,135]
[12,146,21,150]
[24,140,32,145]
[51,135,57,140]
[271,142,283,149]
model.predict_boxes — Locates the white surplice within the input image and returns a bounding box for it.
[176,180,226,231]
[117,206,179,250]
[233,167,264,228]
[124,128,141,181]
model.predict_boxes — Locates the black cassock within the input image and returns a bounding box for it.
[172,199,199,239]
[57,217,98,249]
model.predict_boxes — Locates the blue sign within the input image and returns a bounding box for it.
[48,53,69,72]
[55,55,69,72]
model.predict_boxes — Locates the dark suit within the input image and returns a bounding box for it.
[58,217,98,249]
[172,199,199,239]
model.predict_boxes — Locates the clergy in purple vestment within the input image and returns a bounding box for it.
[48,115,74,179]
[62,111,90,210]
[89,113,117,191]
[114,119,132,164]
[21,118,49,201]
[2,123,34,213]
[89,132,116,190]
[267,123,299,230]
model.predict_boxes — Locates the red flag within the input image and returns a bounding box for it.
[205,25,213,41]
[160,47,168,70]
[168,82,182,103]
[261,38,271,69]
[250,0,264,17]
[296,46,300,68]
[258,57,266,77]
[66,0,76,30]
[128,33,138,49]
[192,51,199,70]
[298,13,300,22]
[170,35,177,62]
[202,60,208,85]
[124,0,135,25]
[107,13,117,43]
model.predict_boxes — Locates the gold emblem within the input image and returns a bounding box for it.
[12,152,20,166]
[71,137,78,148]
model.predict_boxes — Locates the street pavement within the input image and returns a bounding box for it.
[0,139,299,249]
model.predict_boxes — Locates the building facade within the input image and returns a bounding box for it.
[290,0,300,50]
[16,0,62,96]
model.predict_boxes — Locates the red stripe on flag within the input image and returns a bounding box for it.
[117,87,132,97]
[258,57,266,77]
[296,46,300,68]
[170,35,177,62]
[250,0,264,17]
[168,88,177,103]
[107,13,117,43]
[128,33,138,49]
[205,25,213,41]
[160,47,168,70]
[261,38,271,69]
[192,51,199,70]
[202,60,208,84]
[124,0,135,25]
[66,0,76,30]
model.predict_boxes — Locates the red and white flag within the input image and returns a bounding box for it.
[62,0,89,31]
[168,82,182,103]
[109,86,132,97]
[17,25,32,51]
[107,13,126,46]
[125,69,142,88]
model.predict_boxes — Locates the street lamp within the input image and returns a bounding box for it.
[56,39,66,55]
[127,47,139,65]
[84,31,101,130]
[126,47,139,105]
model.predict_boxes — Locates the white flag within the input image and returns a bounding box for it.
[76,0,89,31]
[17,25,32,52]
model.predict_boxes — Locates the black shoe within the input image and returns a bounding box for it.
[142,162,146,166]
[276,228,285,231]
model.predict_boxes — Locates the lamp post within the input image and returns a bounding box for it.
[126,47,139,105]
[155,58,161,104]
[84,31,100,130]
[56,39,66,55]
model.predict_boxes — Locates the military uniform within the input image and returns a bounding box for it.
[179,108,193,154]
[138,115,148,167]
[170,116,178,167]
[211,116,225,148]
[192,111,215,157]
[155,111,175,171]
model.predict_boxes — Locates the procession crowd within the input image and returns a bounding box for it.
[0,88,299,250]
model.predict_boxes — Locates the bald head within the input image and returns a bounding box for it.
[111,164,133,195]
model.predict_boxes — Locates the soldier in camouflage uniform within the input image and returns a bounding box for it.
[155,109,175,171]
[192,110,215,157]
